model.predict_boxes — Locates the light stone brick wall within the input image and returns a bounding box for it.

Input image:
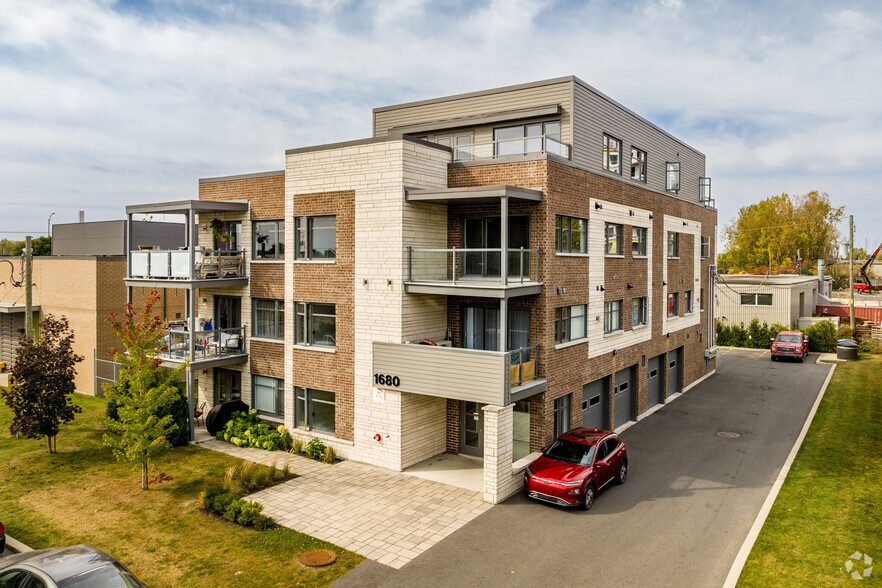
[482,404,524,504]
[662,214,701,335]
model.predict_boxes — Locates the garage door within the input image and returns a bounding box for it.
[581,377,608,430]
[668,347,683,396]
[614,366,635,427]
[647,355,663,409]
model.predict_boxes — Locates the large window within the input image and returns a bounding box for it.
[253,375,284,418]
[253,299,284,339]
[667,231,680,258]
[494,121,561,157]
[667,292,679,317]
[632,227,647,256]
[630,147,647,182]
[685,290,694,313]
[214,368,241,404]
[294,215,336,259]
[605,223,623,255]
[294,302,336,347]
[253,220,284,259]
[295,387,335,434]
[434,132,474,161]
[740,293,773,306]
[603,134,622,174]
[556,215,587,254]
[604,300,622,333]
[666,162,680,192]
[553,394,571,437]
[701,235,711,258]
[555,304,587,344]
[632,296,648,326]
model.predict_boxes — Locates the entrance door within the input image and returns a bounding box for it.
[668,347,682,396]
[461,401,485,456]
[214,296,241,329]
[581,377,609,429]
[463,306,530,352]
[614,366,635,427]
[647,355,663,409]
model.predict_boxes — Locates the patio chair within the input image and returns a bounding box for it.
[194,402,207,427]
[201,256,220,278]
[221,256,243,277]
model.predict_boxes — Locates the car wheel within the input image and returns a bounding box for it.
[771,355,776,361]
[582,484,595,511]
[617,460,628,485]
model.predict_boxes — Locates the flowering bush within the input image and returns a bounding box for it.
[215,410,292,452]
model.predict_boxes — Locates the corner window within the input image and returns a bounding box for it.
[666,162,680,192]
[252,299,284,339]
[667,292,679,317]
[603,134,621,174]
[632,227,647,256]
[553,394,571,437]
[494,121,561,158]
[701,235,711,258]
[667,232,679,258]
[253,220,284,259]
[632,296,648,326]
[295,386,335,434]
[630,147,647,182]
[253,375,284,418]
[604,300,622,333]
[605,223,623,255]
[740,293,773,306]
[685,290,694,313]
[556,215,587,254]
[294,302,336,347]
[294,215,336,259]
[555,304,587,344]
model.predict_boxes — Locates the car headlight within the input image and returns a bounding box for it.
[525,467,534,478]
[561,479,583,486]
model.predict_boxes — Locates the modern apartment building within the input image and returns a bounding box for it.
[124,76,718,503]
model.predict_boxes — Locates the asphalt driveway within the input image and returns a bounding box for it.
[334,348,833,587]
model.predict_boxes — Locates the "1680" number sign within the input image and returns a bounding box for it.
[373,373,400,387]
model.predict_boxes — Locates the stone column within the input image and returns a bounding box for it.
[482,403,516,504]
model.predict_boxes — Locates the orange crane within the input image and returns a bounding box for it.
[854,243,881,293]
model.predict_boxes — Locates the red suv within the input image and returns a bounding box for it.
[524,428,627,510]
[770,331,809,362]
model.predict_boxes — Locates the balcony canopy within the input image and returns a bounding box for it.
[126,200,249,216]
[405,185,542,205]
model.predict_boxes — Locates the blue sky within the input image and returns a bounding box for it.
[1,0,880,252]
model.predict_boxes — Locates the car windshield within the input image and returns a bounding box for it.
[544,439,596,466]
[777,335,801,343]
[59,564,142,588]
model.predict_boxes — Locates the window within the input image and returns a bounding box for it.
[666,162,680,192]
[632,296,648,326]
[632,227,647,256]
[295,386,335,434]
[294,215,336,259]
[555,304,587,344]
[604,300,622,333]
[553,394,571,437]
[253,220,284,259]
[435,132,475,161]
[556,215,587,254]
[740,293,773,306]
[214,368,241,404]
[494,121,561,157]
[701,235,711,258]
[253,375,284,418]
[685,290,694,313]
[667,231,679,258]
[667,292,679,317]
[294,302,336,347]
[699,177,712,203]
[213,221,242,252]
[603,134,621,174]
[253,299,284,339]
[630,147,647,182]
[605,223,623,255]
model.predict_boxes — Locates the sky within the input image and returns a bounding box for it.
[1,0,880,253]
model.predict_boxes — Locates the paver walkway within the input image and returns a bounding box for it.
[200,439,492,569]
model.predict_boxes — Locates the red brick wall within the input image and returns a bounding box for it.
[199,173,285,220]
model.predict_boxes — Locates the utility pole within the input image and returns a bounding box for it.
[24,235,34,342]
[849,215,855,331]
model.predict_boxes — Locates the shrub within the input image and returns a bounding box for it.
[305,438,326,460]
[218,410,292,452]
[858,339,882,354]
[803,321,837,352]
[291,438,303,454]
[836,326,853,340]
[322,445,337,464]
[201,484,276,530]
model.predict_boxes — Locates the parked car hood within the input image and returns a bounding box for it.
[530,455,590,483]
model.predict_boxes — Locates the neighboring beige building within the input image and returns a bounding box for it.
[714,274,830,329]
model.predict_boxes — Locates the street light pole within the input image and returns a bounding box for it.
[47,212,55,239]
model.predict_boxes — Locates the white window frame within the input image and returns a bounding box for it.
[666,162,680,192]
[603,134,622,174]
[630,147,647,182]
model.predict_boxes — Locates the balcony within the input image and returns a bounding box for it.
[159,326,247,369]
[451,135,570,163]
[128,249,246,287]
[372,342,546,406]
[406,247,542,298]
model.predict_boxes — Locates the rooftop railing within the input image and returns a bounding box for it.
[452,135,571,162]
[407,247,539,285]
[129,249,245,280]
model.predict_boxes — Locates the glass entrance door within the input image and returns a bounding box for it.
[214,296,241,329]
[461,401,484,456]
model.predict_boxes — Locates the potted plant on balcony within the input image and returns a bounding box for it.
[209,218,230,243]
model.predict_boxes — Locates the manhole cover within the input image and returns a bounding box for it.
[299,549,337,567]
[717,431,741,438]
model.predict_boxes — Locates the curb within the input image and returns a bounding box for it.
[5,535,33,553]
[722,362,837,587]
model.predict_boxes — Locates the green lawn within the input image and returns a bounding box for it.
[0,393,362,587]
[738,355,882,586]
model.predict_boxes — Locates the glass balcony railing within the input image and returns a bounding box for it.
[407,247,539,285]
[159,326,246,362]
[129,249,245,280]
[451,135,571,162]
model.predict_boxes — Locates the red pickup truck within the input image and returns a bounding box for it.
[770,331,809,362]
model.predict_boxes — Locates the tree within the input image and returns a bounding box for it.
[723,191,844,272]
[1,315,83,453]
[11,236,52,256]
[102,290,187,490]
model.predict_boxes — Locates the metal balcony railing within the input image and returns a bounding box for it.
[160,326,246,362]
[129,249,245,280]
[452,135,571,162]
[510,344,539,387]
[407,247,539,285]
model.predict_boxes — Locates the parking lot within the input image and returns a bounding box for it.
[335,348,833,587]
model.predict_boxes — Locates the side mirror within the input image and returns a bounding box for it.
[541,446,548,453]
[595,460,608,468]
